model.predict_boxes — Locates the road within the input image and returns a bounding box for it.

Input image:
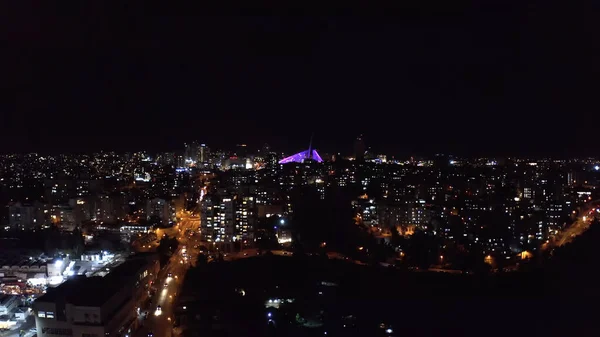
[133,226,180,253]
[1,316,36,337]
[134,213,201,337]
[546,202,600,249]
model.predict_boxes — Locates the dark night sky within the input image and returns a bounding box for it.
[1,1,599,156]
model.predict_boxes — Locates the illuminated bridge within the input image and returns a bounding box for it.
[278,133,323,164]
[279,149,323,164]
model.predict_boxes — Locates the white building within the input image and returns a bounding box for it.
[33,254,159,337]
[120,224,151,241]
[0,257,48,281]
[46,258,69,278]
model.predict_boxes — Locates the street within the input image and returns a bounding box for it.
[134,214,202,337]
[547,202,600,249]
[1,316,35,337]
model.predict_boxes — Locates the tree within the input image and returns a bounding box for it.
[71,227,85,257]
[157,236,178,267]
[149,214,163,227]
[98,236,116,252]
[405,230,438,269]
[390,225,401,246]
[291,184,367,256]
[43,225,61,256]
[196,253,208,266]
[158,236,178,255]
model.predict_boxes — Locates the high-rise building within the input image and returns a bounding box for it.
[236,196,256,246]
[56,206,76,232]
[201,193,255,249]
[567,171,576,186]
[199,144,210,166]
[146,198,175,225]
[184,141,200,163]
[7,202,41,231]
[200,195,235,245]
[235,144,248,159]
[354,135,366,161]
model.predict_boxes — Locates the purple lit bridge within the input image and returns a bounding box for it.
[279,149,323,164]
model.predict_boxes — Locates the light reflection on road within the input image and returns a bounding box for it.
[547,202,600,250]
[134,214,201,337]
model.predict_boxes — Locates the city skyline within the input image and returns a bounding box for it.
[0,130,599,336]
[2,2,600,337]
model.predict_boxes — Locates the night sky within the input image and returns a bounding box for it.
[2,1,598,156]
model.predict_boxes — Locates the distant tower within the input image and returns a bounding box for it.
[199,144,210,166]
[235,144,248,159]
[261,143,271,154]
[184,141,200,162]
[354,135,366,161]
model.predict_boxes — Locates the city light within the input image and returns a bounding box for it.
[6,136,600,335]
[279,149,323,164]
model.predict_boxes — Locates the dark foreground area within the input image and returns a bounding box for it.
[176,250,599,337]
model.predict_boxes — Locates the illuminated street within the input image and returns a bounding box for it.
[134,213,201,337]
[547,201,600,249]
[1,317,36,337]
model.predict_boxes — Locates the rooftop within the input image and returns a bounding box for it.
[0,294,18,305]
[0,256,48,268]
[36,254,156,307]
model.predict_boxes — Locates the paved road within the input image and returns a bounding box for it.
[547,203,599,249]
[2,316,35,337]
[134,215,201,337]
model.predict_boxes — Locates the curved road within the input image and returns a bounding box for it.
[547,201,600,249]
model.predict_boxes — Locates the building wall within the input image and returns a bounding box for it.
[34,256,159,337]
[72,305,102,325]
[8,203,40,231]
[70,304,107,337]
[46,258,69,278]
[35,302,73,337]
[146,198,175,225]
[257,204,283,218]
